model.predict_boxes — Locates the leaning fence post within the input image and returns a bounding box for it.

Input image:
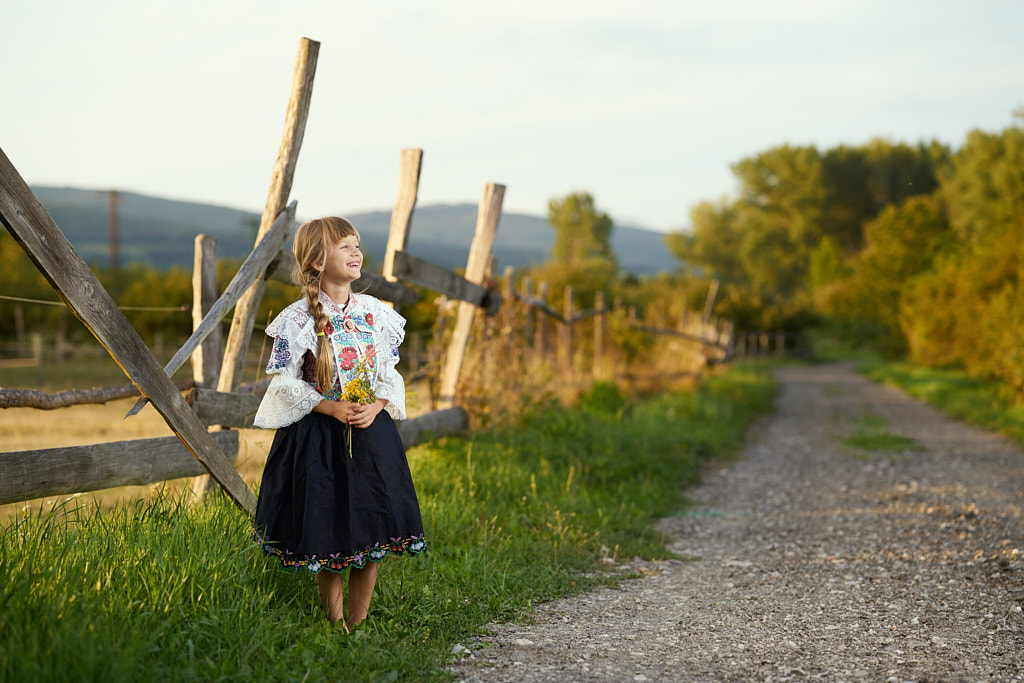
[438,183,505,409]
[218,37,318,394]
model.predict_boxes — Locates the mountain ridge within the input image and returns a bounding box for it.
[28,186,680,275]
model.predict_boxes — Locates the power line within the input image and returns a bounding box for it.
[0,294,189,312]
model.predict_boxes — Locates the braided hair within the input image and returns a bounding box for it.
[291,217,359,393]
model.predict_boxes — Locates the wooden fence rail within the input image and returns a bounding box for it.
[0,431,240,507]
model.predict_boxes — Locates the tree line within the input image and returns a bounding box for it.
[666,111,1024,398]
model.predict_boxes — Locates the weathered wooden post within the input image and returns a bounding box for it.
[218,37,318,394]
[562,286,574,374]
[381,149,423,295]
[189,234,222,500]
[438,183,505,409]
[521,277,533,344]
[534,281,548,351]
[31,333,42,386]
[593,290,605,379]
[190,235,221,388]
[55,309,68,364]
[500,265,515,340]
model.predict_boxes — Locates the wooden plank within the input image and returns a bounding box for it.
[0,146,256,514]
[187,387,262,429]
[0,431,239,507]
[391,251,501,313]
[396,407,469,449]
[438,183,505,408]
[264,250,420,307]
[190,234,221,388]
[381,149,423,285]
[124,201,295,417]
[218,37,319,394]
[0,378,194,410]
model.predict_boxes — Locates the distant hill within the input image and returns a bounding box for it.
[29,186,680,275]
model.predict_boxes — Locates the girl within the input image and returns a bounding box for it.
[252,216,426,630]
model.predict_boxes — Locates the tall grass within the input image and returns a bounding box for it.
[0,362,776,682]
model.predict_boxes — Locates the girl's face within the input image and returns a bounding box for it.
[316,234,362,284]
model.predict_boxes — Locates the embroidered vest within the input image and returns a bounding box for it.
[320,310,377,401]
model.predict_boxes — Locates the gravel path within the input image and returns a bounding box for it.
[450,363,1024,682]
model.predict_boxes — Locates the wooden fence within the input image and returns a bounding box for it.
[0,37,746,512]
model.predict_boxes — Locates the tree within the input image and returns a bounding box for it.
[548,192,614,267]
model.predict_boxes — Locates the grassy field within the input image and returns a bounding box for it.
[0,361,777,682]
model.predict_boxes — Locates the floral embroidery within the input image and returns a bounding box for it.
[339,346,358,371]
[328,313,379,394]
[365,313,374,326]
[267,336,291,371]
[253,529,427,574]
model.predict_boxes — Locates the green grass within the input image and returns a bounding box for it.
[839,412,923,456]
[859,360,1024,445]
[0,362,777,682]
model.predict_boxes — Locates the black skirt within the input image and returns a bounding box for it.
[253,410,426,574]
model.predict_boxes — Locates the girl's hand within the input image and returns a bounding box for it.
[348,399,387,428]
[314,399,359,424]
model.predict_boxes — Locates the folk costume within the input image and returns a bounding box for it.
[252,291,426,574]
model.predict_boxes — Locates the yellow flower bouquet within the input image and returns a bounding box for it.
[341,354,376,458]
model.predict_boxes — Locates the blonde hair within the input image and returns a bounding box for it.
[291,216,360,393]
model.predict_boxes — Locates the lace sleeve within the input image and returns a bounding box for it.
[253,304,323,429]
[375,364,407,421]
[371,299,407,420]
[254,374,323,429]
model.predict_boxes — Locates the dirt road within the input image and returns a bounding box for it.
[451,363,1024,682]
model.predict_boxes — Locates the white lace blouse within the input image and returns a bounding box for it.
[253,291,407,429]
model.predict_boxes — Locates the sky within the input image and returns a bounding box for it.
[3,0,1023,234]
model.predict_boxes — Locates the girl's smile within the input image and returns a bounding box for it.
[317,235,362,283]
